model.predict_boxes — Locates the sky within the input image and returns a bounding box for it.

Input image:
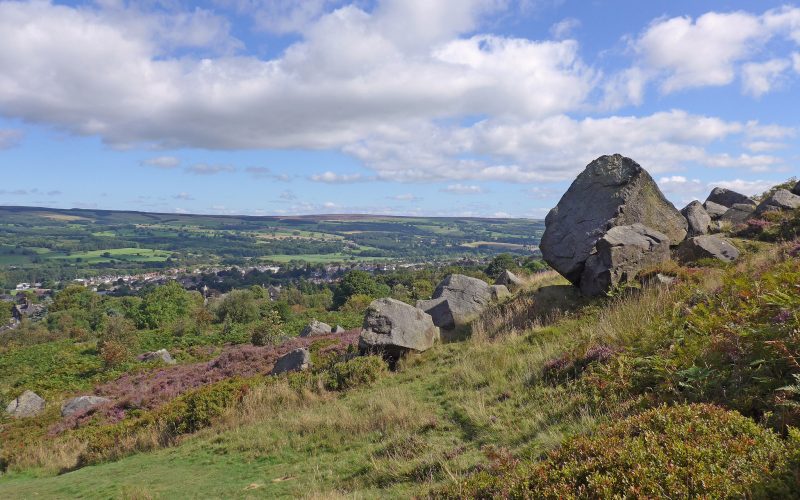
[0,0,798,218]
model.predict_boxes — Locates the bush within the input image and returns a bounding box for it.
[214,289,260,324]
[325,355,388,391]
[250,310,284,346]
[438,404,797,499]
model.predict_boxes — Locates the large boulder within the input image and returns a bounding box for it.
[675,235,740,263]
[416,274,492,330]
[720,203,756,225]
[754,189,800,216]
[271,348,310,375]
[299,319,332,337]
[540,154,687,287]
[138,349,175,364]
[705,187,756,208]
[494,270,524,290]
[61,395,111,417]
[681,201,711,236]
[359,298,439,358]
[579,224,671,297]
[5,390,45,418]
[703,201,728,220]
[793,181,800,196]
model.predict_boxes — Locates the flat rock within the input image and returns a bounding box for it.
[271,348,310,375]
[494,270,524,290]
[5,390,45,418]
[681,200,711,236]
[416,274,492,329]
[138,349,175,364]
[754,189,800,216]
[490,284,511,300]
[61,395,111,417]
[675,235,740,263]
[540,154,686,288]
[720,203,756,225]
[703,201,729,220]
[299,319,332,337]
[580,224,671,297]
[705,187,756,208]
[359,298,439,358]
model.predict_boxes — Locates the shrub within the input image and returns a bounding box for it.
[214,289,260,324]
[325,355,388,391]
[250,310,284,346]
[100,340,130,369]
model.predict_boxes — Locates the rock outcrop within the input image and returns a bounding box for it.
[416,274,492,330]
[681,201,711,236]
[540,154,686,289]
[494,270,524,290]
[675,235,740,263]
[271,348,310,375]
[300,320,332,337]
[793,181,800,196]
[490,284,511,300]
[720,204,756,225]
[705,187,755,208]
[703,201,728,220]
[138,349,175,364]
[61,395,111,417]
[359,298,439,358]
[754,189,800,216]
[5,390,45,418]
[579,224,671,297]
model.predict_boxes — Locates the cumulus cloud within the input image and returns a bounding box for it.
[741,58,791,97]
[657,175,704,196]
[0,129,22,149]
[441,184,484,194]
[389,193,420,201]
[142,156,180,169]
[186,164,236,175]
[550,18,580,39]
[309,171,370,183]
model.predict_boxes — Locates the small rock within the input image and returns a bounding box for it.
[703,201,729,220]
[494,270,524,290]
[270,348,310,375]
[675,235,740,263]
[417,274,492,329]
[61,395,111,417]
[705,187,756,208]
[719,203,756,225]
[754,189,800,216]
[138,349,175,364]
[490,285,511,300]
[333,325,346,334]
[681,200,711,236]
[299,320,332,337]
[5,390,45,418]
[359,298,439,358]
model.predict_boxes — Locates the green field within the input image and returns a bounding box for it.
[48,248,171,264]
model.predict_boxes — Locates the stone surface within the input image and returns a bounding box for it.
[5,390,45,418]
[299,319,332,337]
[720,203,756,225]
[138,349,175,364]
[494,270,524,290]
[61,395,111,417]
[490,284,511,300]
[540,154,687,287]
[270,348,310,375]
[359,298,439,358]
[754,189,800,216]
[416,274,492,329]
[675,235,740,263]
[579,224,671,297]
[705,187,756,208]
[793,181,800,196]
[333,325,346,334]
[703,201,729,220]
[681,200,711,236]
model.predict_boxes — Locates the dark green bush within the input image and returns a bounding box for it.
[325,355,388,391]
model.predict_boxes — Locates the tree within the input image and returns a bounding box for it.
[485,254,517,280]
[250,310,284,346]
[138,281,191,329]
[215,289,260,324]
[333,270,390,309]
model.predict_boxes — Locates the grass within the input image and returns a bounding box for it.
[49,248,171,264]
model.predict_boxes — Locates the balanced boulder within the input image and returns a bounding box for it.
[705,187,755,208]
[359,298,439,358]
[300,319,332,337]
[495,270,524,290]
[754,189,800,216]
[720,203,756,225]
[540,154,686,288]
[681,201,711,236]
[676,235,740,263]
[138,349,175,364]
[579,224,671,297]
[271,348,310,375]
[703,201,728,220]
[416,274,492,330]
[5,390,45,418]
[61,395,111,417]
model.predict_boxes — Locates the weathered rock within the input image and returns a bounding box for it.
[579,224,671,297]
[754,189,800,216]
[494,270,524,290]
[416,274,492,329]
[5,390,45,418]
[793,181,800,196]
[270,348,310,375]
[359,298,439,358]
[333,325,346,334]
[540,154,687,287]
[720,203,756,225]
[138,349,175,364]
[703,201,729,220]
[61,395,111,417]
[490,285,511,300]
[675,235,740,263]
[681,201,711,236]
[705,187,756,208]
[299,319,332,337]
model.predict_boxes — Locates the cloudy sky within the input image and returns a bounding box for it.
[0,0,798,217]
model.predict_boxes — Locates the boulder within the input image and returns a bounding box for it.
[675,235,740,263]
[705,187,756,208]
[416,274,492,329]
[540,154,687,288]
[703,201,729,220]
[270,348,310,375]
[681,201,711,236]
[579,224,671,297]
[61,395,111,417]
[5,390,45,418]
[494,270,524,290]
[754,189,800,216]
[793,181,800,196]
[299,319,332,337]
[333,325,346,334]
[720,203,756,225]
[359,298,439,358]
[138,349,175,364]
[490,285,511,300]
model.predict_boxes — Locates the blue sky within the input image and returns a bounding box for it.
[0,0,798,217]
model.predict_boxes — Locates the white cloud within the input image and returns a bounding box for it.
[142,156,180,169]
[390,193,420,201]
[173,192,194,200]
[186,164,236,175]
[741,58,791,97]
[708,179,779,195]
[309,171,369,183]
[0,129,22,149]
[794,52,800,72]
[441,184,484,194]
[657,175,704,195]
[744,141,786,152]
[245,167,291,181]
[550,18,580,39]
